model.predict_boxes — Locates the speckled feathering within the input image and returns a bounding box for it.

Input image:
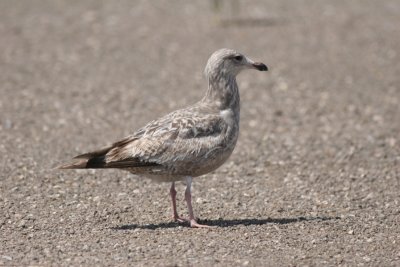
[58,48,268,227]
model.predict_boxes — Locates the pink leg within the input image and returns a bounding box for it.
[170,182,186,223]
[184,177,211,228]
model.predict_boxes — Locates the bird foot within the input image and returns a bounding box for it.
[173,216,211,228]
[189,219,211,228]
[173,215,189,223]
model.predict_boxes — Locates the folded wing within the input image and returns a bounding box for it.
[57,110,228,170]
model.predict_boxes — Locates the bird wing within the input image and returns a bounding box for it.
[104,110,229,168]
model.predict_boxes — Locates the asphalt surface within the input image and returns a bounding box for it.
[1,1,399,266]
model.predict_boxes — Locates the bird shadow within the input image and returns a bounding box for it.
[111,216,340,230]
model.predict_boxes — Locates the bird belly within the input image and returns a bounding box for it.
[126,145,235,182]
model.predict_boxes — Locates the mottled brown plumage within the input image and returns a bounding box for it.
[58,48,268,227]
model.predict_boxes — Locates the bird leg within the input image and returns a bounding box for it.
[184,176,210,228]
[170,182,186,223]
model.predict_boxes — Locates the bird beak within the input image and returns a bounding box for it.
[252,62,268,71]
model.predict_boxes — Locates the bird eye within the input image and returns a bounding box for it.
[233,55,243,61]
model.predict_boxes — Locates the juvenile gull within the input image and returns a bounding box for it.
[58,48,268,228]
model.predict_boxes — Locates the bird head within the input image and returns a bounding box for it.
[205,48,268,79]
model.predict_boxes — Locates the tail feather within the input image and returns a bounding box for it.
[56,139,156,170]
[56,146,112,169]
[56,156,109,169]
[55,159,89,169]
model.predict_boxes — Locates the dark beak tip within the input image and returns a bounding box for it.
[253,62,268,71]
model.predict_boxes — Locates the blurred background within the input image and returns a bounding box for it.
[0,0,399,266]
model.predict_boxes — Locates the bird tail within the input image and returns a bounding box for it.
[55,159,89,169]
[55,145,112,169]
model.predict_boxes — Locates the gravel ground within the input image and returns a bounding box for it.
[1,1,399,266]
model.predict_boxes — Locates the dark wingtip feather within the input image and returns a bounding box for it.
[55,156,107,169]
[86,156,106,168]
[73,146,112,159]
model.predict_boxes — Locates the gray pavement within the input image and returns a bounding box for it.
[1,1,399,266]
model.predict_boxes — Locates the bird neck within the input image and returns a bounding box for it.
[203,74,240,112]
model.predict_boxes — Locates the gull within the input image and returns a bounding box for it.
[57,48,268,228]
